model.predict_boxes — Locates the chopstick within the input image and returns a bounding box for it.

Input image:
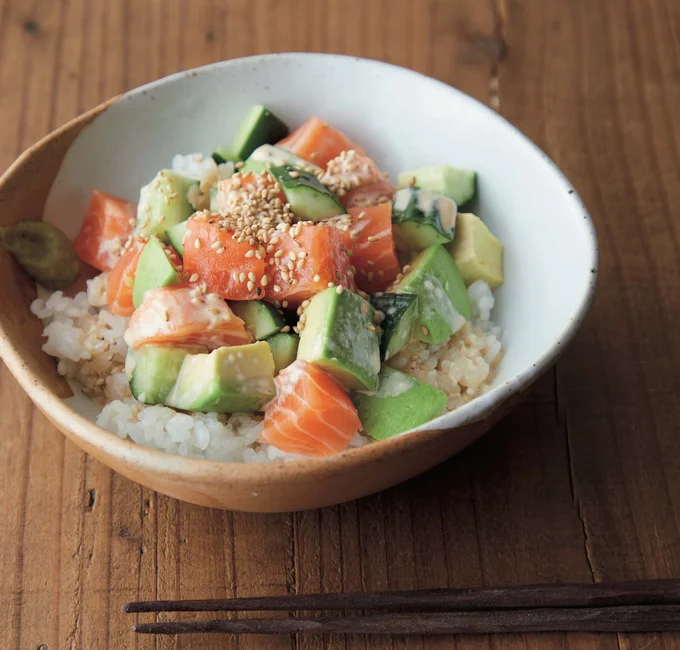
[133,606,680,635]
[125,578,680,613]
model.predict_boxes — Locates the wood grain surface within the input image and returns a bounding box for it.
[0,0,678,648]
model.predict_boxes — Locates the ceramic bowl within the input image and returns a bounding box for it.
[0,53,597,512]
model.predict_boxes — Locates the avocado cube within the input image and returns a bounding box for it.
[165,341,276,413]
[447,212,504,289]
[392,245,471,345]
[133,236,181,308]
[297,287,381,391]
[353,367,447,440]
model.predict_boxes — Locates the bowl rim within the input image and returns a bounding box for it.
[0,52,598,480]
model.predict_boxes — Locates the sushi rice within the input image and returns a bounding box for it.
[29,154,502,463]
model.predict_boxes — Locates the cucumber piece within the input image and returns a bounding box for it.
[132,236,181,308]
[353,367,447,440]
[209,187,219,212]
[392,245,470,344]
[166,221,187,257]
[268,165,344,222]
[241,144,324,175]
[398,165,477,206]
[371,293,418,360]
[136,170,197,241]
[228,105,289,160]
[392,187,457,252]
[212,147,241,164]
[229,300,285,341]
[129,345,193,405]
[266,332,299,374]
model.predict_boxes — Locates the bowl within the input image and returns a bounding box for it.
[0,53,597,512]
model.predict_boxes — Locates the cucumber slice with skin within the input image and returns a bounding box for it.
[398,165,477,206]
[132,236,181,308]
[229,300,285,341]
[392,187,457,252]
[266,332,299,374]
[228,105,289,160]
[166,221,187,257]
[268,165,345,222]
[212,147,242,164]
[241,145,324,175]
[371,293,418,361]
[135,170,197,241]
[129,345,194,405]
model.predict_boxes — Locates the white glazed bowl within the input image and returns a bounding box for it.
[0,53,597,512]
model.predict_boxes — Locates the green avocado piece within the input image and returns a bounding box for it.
[128,345,194,405]
[229,300,285,341]
[212,147,241,164]
[164,341,276,413]
[135,170,197,241]
[297,287,381,391]
[447,212,504,288]
[397,165,477,206]
[392,245,470,344]
[132,236,181,308]
[0,221,80,290]
[353,367,447,440]
[166,220,187,257]
[228,104,290,160]
[266,332,299,374]
[392,187,457,252]
[268,165,345,222]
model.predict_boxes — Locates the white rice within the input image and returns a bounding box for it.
[172,153,234,210]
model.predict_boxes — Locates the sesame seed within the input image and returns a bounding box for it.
[248,272,256,282]
[128,218,137,226]
[280,325,290,333]
[367,235,378,242]
[402,264,412,273]
[245,249,255,258]
[293,326,299,334]
[210,241,221,250]
[281,270,289,281]
[239,272,246,282]
[247,280,255,291]
[313,274,321,283]
[188,273,199,283]
[336,285,344,294]
[274,250,283,258]
[421,326,429,336]
[162,310,170,322]
[327,282,335,288]
[273,284,281,293]
[289,170,300,178]
[123,274,134,288]
[299,314,307,324]
[298,322,305,331]
[232,272,239,282]
[361,302,368,314]
[287,261,295,271]
[368,271,374,281]
[366,324,376,332]
[282,300,289,308]
[301,300,310,308]
[367,260,375,265]
[261,275,269,286]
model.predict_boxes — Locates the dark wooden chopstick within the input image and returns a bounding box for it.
[125,578,680,613]
[133,606,680,635]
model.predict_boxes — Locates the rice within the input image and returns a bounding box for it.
[387,281,502,412]
[172,153,234,209]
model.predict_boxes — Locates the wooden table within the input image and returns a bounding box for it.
[1,0,679,648]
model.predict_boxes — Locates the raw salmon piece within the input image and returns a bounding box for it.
[124,285,251,350]
[348,203,400,293]
[277,116,365,169]
[265,223,356,306]
[342,177,396,210]
[260,360,361,456]
[106,238,147,316]
[74,190,136,271]
[182,214,267,300]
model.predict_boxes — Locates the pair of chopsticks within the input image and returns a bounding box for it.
[125,579,680,635]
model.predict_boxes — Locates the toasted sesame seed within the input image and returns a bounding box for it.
[361,302,368,314]
[358,211,366,219]
[336,285,345,294]
[366,324,376,332]
[282,300,289,308]
[274,250,283,258]
[287,260,295,271]
[402,264,412,273]
[327,282,335,288]
[280,325,291,333]
[248,272,256,282]
[299,314,307,324]
[421,326,429,336]
[273,284,281,293]
[239,272,246,282]
[313,274,321,283]
[189,273,199,283]
[367,235,378,242]
[128,218,137,226]
[247,280,255,290]
[162,310,170,322]
[261,275,269,286]
[367,260,375,266]
[293,326,299,334]
[123,274,134,288]
[245,249,255,258]
[232,272,239,282]
[301,300,310,308]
